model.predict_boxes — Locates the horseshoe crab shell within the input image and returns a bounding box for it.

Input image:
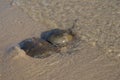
[19,37,58,58]
[46,29,74,47]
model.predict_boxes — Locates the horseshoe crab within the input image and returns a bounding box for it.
[19,20,79,58]
[46,29,74,46]
[19,37,59,58]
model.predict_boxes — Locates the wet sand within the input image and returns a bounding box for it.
[1,0,120,80]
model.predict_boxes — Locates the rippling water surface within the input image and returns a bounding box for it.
[1,0,120,80]
[13,0,120,61]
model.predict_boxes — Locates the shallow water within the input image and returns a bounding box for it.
[13,0,120,61]
[1,0,120,80]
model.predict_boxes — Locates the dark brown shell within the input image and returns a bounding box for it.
[19,37,59,58]
[46,29,74,47]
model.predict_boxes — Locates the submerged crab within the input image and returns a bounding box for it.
[19,37,59,58]
[19,20,79,58]
[46,29,74,47]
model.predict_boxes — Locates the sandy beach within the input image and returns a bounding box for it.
[1,0,120,80]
